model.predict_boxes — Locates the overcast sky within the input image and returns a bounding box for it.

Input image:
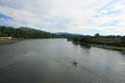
[0,0,125,35]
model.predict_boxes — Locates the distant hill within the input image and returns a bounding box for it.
[0,26,53,38]
[55,32,81,35]
[54,32,83,38]
[0,26,85,39]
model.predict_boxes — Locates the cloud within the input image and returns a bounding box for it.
[86,0,125,35]
[0,0,124,35]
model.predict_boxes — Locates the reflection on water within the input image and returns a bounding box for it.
[71,41,80,45]
[0,39,125,83]
[71,42,91,49]
[79,43,91,49]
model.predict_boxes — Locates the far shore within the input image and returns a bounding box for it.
[71,41,125,51]
[0,39,22,45]
[91,44,125,51]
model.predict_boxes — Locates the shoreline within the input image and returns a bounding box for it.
[1,39,125,51]
[71,41,125,51]
[91,44,125,51]
[0,39,22,45]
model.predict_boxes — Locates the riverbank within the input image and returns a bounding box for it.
[91,44,125,51]
[67,35,125,51]
[71,41,125,51]
[0,39,21,45]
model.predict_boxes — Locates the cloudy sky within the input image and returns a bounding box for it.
[0,0,125,35]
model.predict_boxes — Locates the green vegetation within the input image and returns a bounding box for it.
[0,26,125,51]
[67,33,125,51]
[0,39,19,45]
[0,26,59,45]
[0,26,57,38]
[92,44,125,51]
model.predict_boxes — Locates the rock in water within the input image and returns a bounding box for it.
[73,61,77,66]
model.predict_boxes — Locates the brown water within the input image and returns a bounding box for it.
[0,39,125,83]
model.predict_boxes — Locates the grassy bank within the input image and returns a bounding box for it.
[92,44,125,51]
[70,40,125,51]
[0,39,20,45]
[67,34,125,51]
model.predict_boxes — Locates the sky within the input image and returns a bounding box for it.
[0,0,125,35]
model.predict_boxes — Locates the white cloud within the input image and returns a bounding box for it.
[86,0,125,35]
[1,0,124,35]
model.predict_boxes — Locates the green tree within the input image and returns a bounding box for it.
[95,33,100,37]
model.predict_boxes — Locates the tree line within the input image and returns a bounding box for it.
[67,33,125,47]
[0,26,125,47]
[0,26,57,38]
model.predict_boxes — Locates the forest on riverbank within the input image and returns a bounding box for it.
[0,26,57,38]
[67,33,125,51]
[0,26,125,50]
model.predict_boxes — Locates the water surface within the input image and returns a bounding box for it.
[0,39,125,83]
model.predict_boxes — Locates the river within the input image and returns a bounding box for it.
[0,39,125,83]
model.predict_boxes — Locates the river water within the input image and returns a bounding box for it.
[0,39,125,83]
